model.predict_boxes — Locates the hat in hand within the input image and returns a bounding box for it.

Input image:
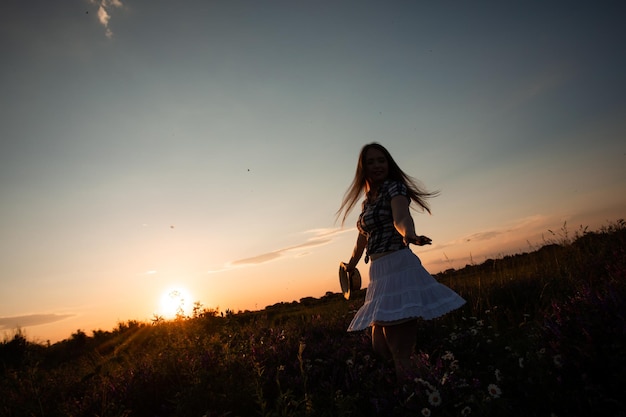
[339,262,361,300]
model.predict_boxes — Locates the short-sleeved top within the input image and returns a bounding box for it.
[357,180,410,261]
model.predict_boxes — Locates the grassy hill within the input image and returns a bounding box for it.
[2,220,625,417]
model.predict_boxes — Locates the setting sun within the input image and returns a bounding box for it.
[158,286,193,319]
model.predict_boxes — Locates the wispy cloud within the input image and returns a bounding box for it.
[436,215,550,250]
[207,228,352,273]
[0,313,75,330]
[424,215,555,270]
[231,237,333,266]
[505,66,574,112]
[90,0,123,38]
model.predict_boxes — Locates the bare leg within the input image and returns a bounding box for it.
[371,324,391,360]
[382,320,419,380]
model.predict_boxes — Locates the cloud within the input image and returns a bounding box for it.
[0,314,75,330]
[423,215,556,270]
[97,5,110,26]
[231,251,283,266]
[435,215,550,250]
[463,230,506,243]
[504,66,574,113]
[91,0,123,38]
[219,227,352,269]
[230,237,332,266]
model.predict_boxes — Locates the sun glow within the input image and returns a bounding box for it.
[158,286,193,319]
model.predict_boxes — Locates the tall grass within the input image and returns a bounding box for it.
[1,220,625,417]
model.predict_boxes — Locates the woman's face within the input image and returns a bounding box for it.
[363,147,389,186]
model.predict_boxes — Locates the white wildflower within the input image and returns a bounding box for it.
[442,351,455,361]
[495,368,502,382]
[428,390,442,406]
[415,378,436,392]
[487,383,502,399]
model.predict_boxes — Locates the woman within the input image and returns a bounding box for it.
[337,142,466,380]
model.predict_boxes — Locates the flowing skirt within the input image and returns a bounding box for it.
[348,248,466,331]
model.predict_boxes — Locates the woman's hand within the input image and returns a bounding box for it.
[405,235,432,246]
[391,196,432,246]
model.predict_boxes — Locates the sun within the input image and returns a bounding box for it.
[158,286,193,319]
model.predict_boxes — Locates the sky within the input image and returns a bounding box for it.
[1,0,625,344]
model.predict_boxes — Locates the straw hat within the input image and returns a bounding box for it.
[339,262,361,300]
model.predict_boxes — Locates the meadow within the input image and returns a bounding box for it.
[2,220,625,417]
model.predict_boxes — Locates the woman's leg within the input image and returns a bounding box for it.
[383,319,419,380]
[371,324,391,360]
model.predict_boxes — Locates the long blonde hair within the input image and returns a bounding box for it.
[336,143,439,225]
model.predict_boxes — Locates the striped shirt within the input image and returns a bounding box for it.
[357,180,410,262]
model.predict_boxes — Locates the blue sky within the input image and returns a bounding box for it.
[1,0,625,343]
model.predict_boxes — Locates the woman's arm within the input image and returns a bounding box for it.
[391,195,431,246]
[345,232,367,271]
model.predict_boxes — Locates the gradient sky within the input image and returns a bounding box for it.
[1,0,625,343]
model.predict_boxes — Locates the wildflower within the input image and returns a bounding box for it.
[476,320,484,326]
[346,359,354,367]
[442,351,455,361]
[421,407,431,417]
[487,383,502,399]
[553,354,563,368]
[461,406,472,416]
[494,368,502,382]
[441,372,449,385]
[415,378,436,392]
[428,390,442,406]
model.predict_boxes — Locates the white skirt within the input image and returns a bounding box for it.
[348,248,466,331]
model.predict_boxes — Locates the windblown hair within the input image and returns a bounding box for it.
[336,142,439,226]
